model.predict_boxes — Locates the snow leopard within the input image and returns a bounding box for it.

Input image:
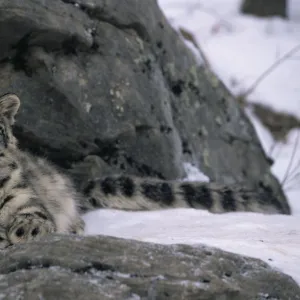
[0,93,287,248]
[0,94,84,248]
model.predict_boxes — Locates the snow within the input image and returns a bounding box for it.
[83,0,300,287]
[83,208,300,284]
[183,162,210,182]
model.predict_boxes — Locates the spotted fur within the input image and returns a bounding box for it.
[0,94,84,249]
[82,175,285,214]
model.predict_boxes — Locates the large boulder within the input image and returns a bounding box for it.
[0,235,299,299]
[0,0,290,215]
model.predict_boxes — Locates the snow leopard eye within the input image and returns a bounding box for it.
[15,227,25,237]
[31,227,39,236]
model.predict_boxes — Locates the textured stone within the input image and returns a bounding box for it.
[0,0,288,214]
[0,235,299,299]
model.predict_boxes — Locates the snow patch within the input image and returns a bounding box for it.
[183,162,210,182]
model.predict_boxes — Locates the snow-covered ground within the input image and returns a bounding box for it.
[84,208,300,285]
[83,0,300,286]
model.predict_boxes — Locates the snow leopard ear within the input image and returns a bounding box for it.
[0,93,20,124]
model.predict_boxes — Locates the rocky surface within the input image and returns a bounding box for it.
[0,0,289,214]
[0,235,299,300]
[241,0,287,18]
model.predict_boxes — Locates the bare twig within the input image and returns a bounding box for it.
[281,129,300,186]
[272,142,284,161]
[284,177,300,191]
[283,176,300,192]
[179,27,211,69]
[268,141,278,157]
[241,43,300,98]
[283,156,300,186]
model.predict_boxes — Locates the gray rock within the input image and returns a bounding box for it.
[0,0,289,215]
[0,235,299,299]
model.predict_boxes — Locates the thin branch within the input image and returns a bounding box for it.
[268,141,278,157]
[284,173,300,190]
[283,156,300,185]
[241,43,300,98]
[281,129,300,186]
[283,179,300,192]
[179,27,211,69]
